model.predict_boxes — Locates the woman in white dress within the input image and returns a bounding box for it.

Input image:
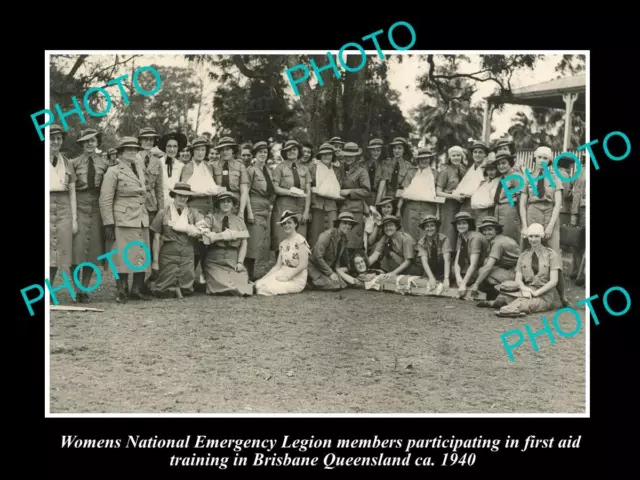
[256,210,310,296]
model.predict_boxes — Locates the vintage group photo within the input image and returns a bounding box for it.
[47,52,587,414]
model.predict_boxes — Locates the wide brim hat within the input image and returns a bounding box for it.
[388,137,408,147]
[341,142,362,157]
[281,139,301,154]
[483,157,500,169]
[315,142,336,158]
[419,214,441,228]
[470,141,491,154]
[478,216,502,231]
[116,136,143,151]
[158,131,188,153]
[328,136,345,145]
[50,124,67,139]
[380,215,402,229]
[493,151,516,167]
[376,196,395,207]
[367,138,384,149]
[278,209,301,225]
[137,127,160,139]
[190,136,211,154]
[415,147,437,160]
[107,148,117,155]
[215,191,239,205]
[215,136,238,151]
[169,182,195,197]
[333,212,359,227]
[252,141,269,154]
[76,128,102,145]
[493,139,516,154]
[451,211,476,229]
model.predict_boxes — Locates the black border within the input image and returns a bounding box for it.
[13,16,635,476]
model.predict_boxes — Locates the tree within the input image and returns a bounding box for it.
[508,107,585,150]
[187,54,412,148]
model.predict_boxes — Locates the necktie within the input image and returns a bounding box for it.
[130,161,138,179]
[222,215,229,231]
[291,162,301,189]
[536,178,546,198]
[383,237,394,258]
[531,251,539,276]
[332,238,344,269]
[428,238,438,266]
[390,162,399,191]
[166,158,173,178]
[457,236,469,269]
[493,177,504,205]
[222,161,230,188]
[369,162,376,189]
[144,154,150,168]
[87,155,96,189]
[177,208,183,215]
[263,165,275,195]
[52,155,58,167]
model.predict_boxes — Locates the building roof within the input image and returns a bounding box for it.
[487,74,586,111]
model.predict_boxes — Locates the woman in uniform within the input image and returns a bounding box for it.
[201,191,253,297]
[49,124,77,283]
[99,137,152,303]
[336,142,371,256]
[493,151,522,242]
[360,138,386,207]
[367,215,416,278]
[308,142,340,248]
[436,145,468,248]
[270,140,312,251]
[379,137,411,200]
[518,146,570,307]
[71,128,108,302]
[470,156,500,218]
[244,141,275,281]
[158,131,187,206]
[150,183,203,298]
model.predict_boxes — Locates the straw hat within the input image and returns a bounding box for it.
[419,214,441,228]
[115,136,143,151]
[215,191,239,205]
[333,212,358,227]
[169,182,195,197]
[76,128,102,145]
[340,142,362,157]
[278,209,301,224]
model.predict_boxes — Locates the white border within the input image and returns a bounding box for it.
[45,50,590,418]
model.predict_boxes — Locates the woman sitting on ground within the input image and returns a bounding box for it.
[307,212,358,290]
[479,223,561,317]
[408,214,452,289]
[255,210,310,296]
[367,215,416,279]
[337,252,384,288]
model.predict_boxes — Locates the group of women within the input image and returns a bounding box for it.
[49,126,586,317]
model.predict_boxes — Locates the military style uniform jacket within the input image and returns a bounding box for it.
[99,159,149,228]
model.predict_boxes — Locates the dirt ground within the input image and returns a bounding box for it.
[49,259,586,414]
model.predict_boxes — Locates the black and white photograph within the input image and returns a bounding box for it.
[45,51,588,415]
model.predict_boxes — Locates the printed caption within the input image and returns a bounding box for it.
[61,433,582,469]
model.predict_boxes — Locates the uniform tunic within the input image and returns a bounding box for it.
[246,164,274,261]
[523,169,564,255]
[400,166,438,243]
[139,151,164,220]
[359,157,384,206]
[436,164,467,248]
[256,233,310,296]
[150,206,202,293]
[308,162,339,248]
[307,228,349,290]
[499,246,561,314]
[271,160,312,250]
[99,159,150,274]
[410,233,451,279]
[71,152,108,266]
[494,168,522,243]
[379,157,410,200]
[337,161,370,250]
[211,157,248,216]
[373,231,416,273]
[202,213,253,296]
[455,231,489,284]
[50,153,76,268]
[482,234,520,286]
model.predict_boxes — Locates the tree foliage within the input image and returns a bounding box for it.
[187,54,412,148]
[508,107,586,150]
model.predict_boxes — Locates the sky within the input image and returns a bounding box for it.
[57,53,573,140]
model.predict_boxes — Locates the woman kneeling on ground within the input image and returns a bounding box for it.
[255,210,310,296]
[201,191,253,297]
[307,212,358,290]
[150,183,205,298]
[479,223,562,317]
[337,251,384,288]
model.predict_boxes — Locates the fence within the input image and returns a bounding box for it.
[515,149,585,175]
